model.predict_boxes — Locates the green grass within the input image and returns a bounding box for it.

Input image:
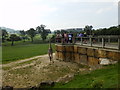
[2,40,31,46]
[0,46,2,64]
[2,33,54,46]
[2,43,55,64]
[53,63,119,88]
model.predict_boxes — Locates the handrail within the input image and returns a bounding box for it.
[55,36,120,50]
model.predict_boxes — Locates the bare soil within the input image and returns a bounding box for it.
[2,53,89,88]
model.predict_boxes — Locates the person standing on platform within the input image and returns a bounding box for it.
[68,33,73,43]
[64,32,68,43]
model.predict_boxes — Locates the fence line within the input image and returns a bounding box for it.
[55,35,120,50]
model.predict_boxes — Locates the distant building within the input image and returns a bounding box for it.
[66,28,83,33]
[54,28,83,33]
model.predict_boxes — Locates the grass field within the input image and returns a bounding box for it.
[53,63,119,88]
[2,43,55,64]
[0,46,2,64]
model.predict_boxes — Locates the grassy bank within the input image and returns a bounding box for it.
[53,63,119,88]
[2,43,55,64]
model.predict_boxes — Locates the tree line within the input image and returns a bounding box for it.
[1,24,51,46]
[54,25,120,36]
[93,25,120,36]
[1,25,120,46]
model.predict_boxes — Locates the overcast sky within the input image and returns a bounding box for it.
[0,0,119,31]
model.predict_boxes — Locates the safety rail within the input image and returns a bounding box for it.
[55,35,120,50]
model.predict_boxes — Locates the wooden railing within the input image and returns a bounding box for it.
[55,35,120,50]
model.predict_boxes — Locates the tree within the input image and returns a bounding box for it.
[93,26,120,36]
[54,30,61,34]
[26,28,36,42]
[19,30,26,42]
[84,25,93,35]
[9,34,21,46]
[36,24,48,41]
[61,30,66,34]
[46,29,51,33]
[1,29,8,42]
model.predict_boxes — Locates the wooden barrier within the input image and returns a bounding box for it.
[55,44,120,66]
[55,35,120,50]
[95,49,107,58]
[64,45,74,62]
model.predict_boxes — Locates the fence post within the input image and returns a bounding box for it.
[98,37,100,43]
[89,37,92,46]
[108,36,110,44]
[118,38,120,50]
[61,37,64,44]
[102,37,105,48]
[73,37,76,44]
[55,38,57,43]
[81,37,83,45]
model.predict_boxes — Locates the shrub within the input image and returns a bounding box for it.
[91,80,104,88]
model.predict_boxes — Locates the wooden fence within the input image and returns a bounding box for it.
[55,35,120,50]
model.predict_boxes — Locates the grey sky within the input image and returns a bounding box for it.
[0,0,118,31]
[118,1,120,25]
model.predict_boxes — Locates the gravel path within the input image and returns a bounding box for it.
[2,54,54,67]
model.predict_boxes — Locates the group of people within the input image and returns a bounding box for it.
[55,32,87,43]
[56,32,74,43]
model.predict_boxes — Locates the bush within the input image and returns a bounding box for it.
[91,80,104,88]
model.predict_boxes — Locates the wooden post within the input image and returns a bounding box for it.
[102,37,105,48]
[89,37,92,47]
[108,37,110,44]
[81,37,83,45]
[73,37,76,44]
[98,37,100,43]
[118,38,120,50]
[61,38,64,44]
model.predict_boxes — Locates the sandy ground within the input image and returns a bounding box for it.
[1,53,88,88]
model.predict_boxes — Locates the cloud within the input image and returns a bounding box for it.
[0,0,118,30]
[0,0,58,30]
[96,1,118,14]
[119,1,120,25]
[96,7,112,14]
[55,0,119,3]
[113,1,118,6]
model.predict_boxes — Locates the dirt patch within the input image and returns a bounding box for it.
[2,54,89,88]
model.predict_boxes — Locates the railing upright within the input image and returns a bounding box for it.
[81,37,83,45]
[108,36,110,44]
[102,37,105,48]
[98,37,100,43]
[118,38,120,50]
[73,37,76,44]
[89,37,92,46]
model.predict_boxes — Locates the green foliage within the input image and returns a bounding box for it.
[0,47,2,64]
[1,29,8,42]
[19,30,26,36]
[94,26,120,35]
[19,30,27,42]
[2,43,55,63]
[36,24,49,41]
[84,25,93,35]
[53,64,118,88]
[91,80,104,88]
[54,30,61,34]
[61,30,67,34]
[26,28,36,42]
[9,34,21,46]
